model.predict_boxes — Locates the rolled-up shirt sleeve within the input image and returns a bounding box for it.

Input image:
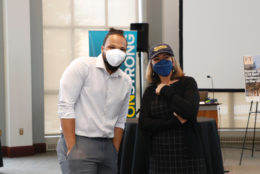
[58,59,87,119]
[115,81,132,129]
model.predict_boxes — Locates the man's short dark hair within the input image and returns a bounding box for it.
[102,28,126,46]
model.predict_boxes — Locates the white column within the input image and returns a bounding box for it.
[3,0,33,147]
[227,93,235,128]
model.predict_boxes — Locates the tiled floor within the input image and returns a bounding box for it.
[0,147,260,174]
[222,147,260,174]
[0,151,60,174]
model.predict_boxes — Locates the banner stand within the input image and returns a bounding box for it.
[239,101,259,165]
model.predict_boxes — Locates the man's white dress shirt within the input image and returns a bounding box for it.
[58,54,132,138]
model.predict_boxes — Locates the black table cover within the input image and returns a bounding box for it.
[118,117,224,174]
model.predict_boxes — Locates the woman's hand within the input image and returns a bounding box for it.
[173,112,187,124]
[156,80,179,95]
[156,83,167,95]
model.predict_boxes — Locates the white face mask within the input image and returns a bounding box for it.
[105,49,126,67]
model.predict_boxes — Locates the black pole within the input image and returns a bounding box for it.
[179,0,183,69]
[138,51,143,104]
[252,102,258,157]
[239,100,253,165]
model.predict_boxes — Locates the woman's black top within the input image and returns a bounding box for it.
[138,76,206,173]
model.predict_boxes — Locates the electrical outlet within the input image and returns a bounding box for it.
[19,128,24,135]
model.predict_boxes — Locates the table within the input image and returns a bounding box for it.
[118,117,224,174]
[0,138,3,167]
[198,103,220,125]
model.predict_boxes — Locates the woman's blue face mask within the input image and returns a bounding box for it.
[152,59,173,77]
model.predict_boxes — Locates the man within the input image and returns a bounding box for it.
[56,28,132,174]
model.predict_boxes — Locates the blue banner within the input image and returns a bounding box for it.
[89,30,137,118]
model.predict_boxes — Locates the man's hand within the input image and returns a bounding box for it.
[66,144,75,156]
[61,118,76,156]
[113,127,124,152]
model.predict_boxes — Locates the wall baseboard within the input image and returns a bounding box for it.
[33,143,46,153]
[1,143,46,157]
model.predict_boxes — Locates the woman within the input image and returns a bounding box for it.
[139,43,207,174]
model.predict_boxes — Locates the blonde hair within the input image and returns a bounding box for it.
[146,57,184,84]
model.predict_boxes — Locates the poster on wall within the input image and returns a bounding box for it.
[243,55,260,102]
[89,30,137,118]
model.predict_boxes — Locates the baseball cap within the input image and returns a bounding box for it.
[149,43,174,59]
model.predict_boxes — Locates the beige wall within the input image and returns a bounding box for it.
[0,0,45,146]
[0,0,6,145]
